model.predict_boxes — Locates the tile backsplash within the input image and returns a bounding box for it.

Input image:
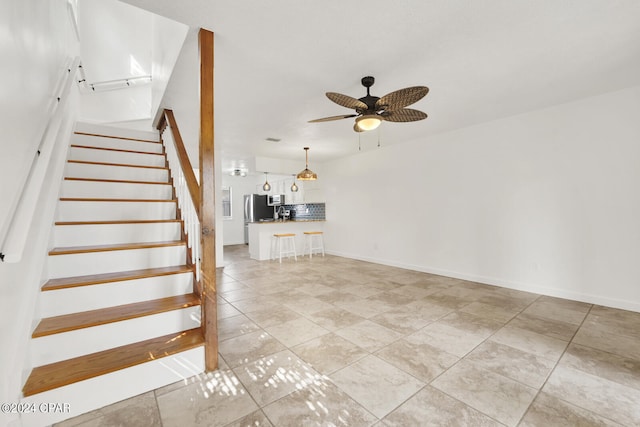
[284,203,325,220]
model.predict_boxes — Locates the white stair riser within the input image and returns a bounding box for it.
[57,200,177,222]
[69,147,166,167]
[74,123,159,142]
[31,306,201,366]
[71,134,163,154]
[20,346,204,427]
[40,273,194,317]
[66,162,169,182]
[61,180,173,200]
[48,246,186,278]
[54,222,182,246]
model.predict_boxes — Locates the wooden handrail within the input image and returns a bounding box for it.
[158,109,200,217]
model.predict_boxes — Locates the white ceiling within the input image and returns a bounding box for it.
[118,0,640,172]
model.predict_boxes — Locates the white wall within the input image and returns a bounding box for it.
[0,1,79,425]
[221,175,261,245]
[323,85,640,312]
[76,0,187,127]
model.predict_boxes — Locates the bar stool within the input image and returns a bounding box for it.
[271,233,297,263]
[303,231,325,258]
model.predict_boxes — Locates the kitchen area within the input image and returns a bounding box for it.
[244,193,325,260]
[221,165,326,262]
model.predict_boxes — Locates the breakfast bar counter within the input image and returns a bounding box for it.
[248,220,325,261]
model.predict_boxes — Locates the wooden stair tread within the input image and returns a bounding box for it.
[49,240,185,255]
[68,159,168,170]
[60,197,177,203]
[23,328,204,396]
[71,144,166,156]
[64,177,171,185]
[42,265,193,291]
[32,294,200,337]
[74,131,160,144]
[55,219,182,226]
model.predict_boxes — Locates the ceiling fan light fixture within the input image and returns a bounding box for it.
[296,147,317,181]
[356,114,382,131]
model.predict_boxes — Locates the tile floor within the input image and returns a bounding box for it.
[57,245,640,427]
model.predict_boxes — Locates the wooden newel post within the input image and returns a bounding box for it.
[199,28,218,371]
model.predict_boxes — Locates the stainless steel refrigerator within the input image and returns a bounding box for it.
[244,194,274,243]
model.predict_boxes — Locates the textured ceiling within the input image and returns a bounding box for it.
[119,0,640,173]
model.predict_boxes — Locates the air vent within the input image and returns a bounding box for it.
[265,137,281,142]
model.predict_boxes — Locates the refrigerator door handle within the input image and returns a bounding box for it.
[244,195,250,222]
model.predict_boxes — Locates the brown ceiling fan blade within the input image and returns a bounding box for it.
[308,114,358,123]
[381,108,428,122]
[326,92,368,111]
[376,86,429,110]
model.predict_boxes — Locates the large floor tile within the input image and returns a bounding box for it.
[223,410,273,427]
[390,283,440,299]
[283,295,336,316]
[218,302,243,320]
[422,292,475,310]
[543,364,640,426]
[55,392,161,427]
[369,308,435,335]
[431,360,537,427]
[523,298,590,325]
[465,340,556,388]
[230,296,281,314]
[314,290,362,304]
[244,307,302,329]
[489,325,568,362]
[291,333,368,375]
[305,307,366,331]
[156,369,259,427]
[334,320,404,352]
[218,314,262,342]
[405,312,501,357]
[506,312,578,341]
[520,392,622,427]
[375,339,459,383]
[587,305,640,338]
[459,301,520,323]
[262,376,377,426]
[219,330,287,369]
[560,343,640,391]
[264,317,329,347]
[572,325,640,361]
[340,283,385,298]
[382,386,504,427]
[233,349,320,406]
[333,297,394,318]
[330,355,425,418]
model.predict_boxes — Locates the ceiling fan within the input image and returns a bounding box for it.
[308,76,429,132]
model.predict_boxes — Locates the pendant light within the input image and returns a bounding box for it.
[296,147,317,181]
[290,174,299,192]
[262,172,271,191]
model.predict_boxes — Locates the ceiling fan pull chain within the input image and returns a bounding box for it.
[377,128,381,148]
[358,132,362,151]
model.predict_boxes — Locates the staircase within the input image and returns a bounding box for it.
[20,124,205,427]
